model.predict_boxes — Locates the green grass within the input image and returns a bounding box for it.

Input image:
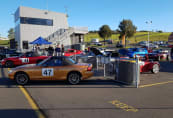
[84,32,171,44]
[0,40,9,46]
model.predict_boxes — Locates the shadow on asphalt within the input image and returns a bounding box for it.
[24,80,134,88]
[0,109,37,118]
[0,78,135,88]
[159,61,173,73]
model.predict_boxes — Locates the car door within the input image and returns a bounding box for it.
[32,58,57,80]
[53,58,69,80]
[18,54,30,65]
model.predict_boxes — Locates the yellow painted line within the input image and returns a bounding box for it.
[109,100,138,112]
[139,81,173,88]
[18,85,45,118]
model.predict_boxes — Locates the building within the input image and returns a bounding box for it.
[14,6,88,52]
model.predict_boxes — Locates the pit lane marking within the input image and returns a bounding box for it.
[139,81,173,88]
[109,100,138,112]
[18,85,46,118]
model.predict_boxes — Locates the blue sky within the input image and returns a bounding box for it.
[0,0,173,37]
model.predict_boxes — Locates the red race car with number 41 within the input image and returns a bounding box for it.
[1,52,49,68]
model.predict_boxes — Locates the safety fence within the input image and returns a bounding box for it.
[76,56,140,88]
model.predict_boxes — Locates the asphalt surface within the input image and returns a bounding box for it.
[0,61,173,118]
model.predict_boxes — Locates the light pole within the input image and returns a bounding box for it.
[145,21,152,49]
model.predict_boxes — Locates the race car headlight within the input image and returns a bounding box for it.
[8,70,13,74]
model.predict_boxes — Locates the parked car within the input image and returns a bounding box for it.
[139,56,160,74]
[109,52,129,62]
[138,41,148,46]
[64,49,83,57]
[8,56,93,85]
[119,48,148,58]
[91,38,99,43]
[105,39,113,44]
[142,43,159,49]
[1,51,49,67]
[148,49,171,61]
[93,42,102,46]
[116,42,123,48]
[0,49,22,60]
[159,43,169,47]
[90,47,104,56]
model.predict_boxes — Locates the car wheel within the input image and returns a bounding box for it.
[167,55,171,61]
[151,64,159,74]
[67,72,81,85]
[157,56,160,61]
[15,73,29,85]
[5,61,14,68]
[0,55,3,60]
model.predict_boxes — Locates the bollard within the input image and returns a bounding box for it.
[136,57,140,88]
[96,57,98,71]
[104,63,106,77]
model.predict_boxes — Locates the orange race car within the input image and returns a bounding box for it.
[8,56,93,85]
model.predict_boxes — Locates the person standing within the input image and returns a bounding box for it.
[48,46,54,56]
[55,45,61,56]
[61,44,64,56]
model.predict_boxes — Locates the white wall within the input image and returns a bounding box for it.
[15,6,69,51]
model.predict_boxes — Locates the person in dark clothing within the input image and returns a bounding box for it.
[171,47,173,58]
[61,44,64,56]
[48,46,54,56]
[55,45,61,56]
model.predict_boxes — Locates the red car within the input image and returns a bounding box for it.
[1,52,49,67]
[148,49,170,61]
[64,49,83,57]
[139,57,160,74]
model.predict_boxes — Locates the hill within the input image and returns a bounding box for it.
[84,32,171,44]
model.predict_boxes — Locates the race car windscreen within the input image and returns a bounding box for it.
[37,57,51,66]
[64,57,77,65]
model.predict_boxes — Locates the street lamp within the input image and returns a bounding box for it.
[145,21,152,49]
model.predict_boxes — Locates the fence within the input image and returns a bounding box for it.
[76,56,140,88]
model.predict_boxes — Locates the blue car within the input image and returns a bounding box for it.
[119,48,148,58]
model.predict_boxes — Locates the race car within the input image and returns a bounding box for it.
[8,56,93,85]
[139,57,160,74]
[64,49,83,57]
[1,51,48,67]
[119,48,148,58]
[148,49,171,61]
[0,48,22,60]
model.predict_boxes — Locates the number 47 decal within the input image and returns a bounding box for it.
[42,68,54,76]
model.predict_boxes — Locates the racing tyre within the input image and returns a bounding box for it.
[151,64,159,74]
[5,61,14,68]
[15,73,29,85]
[157,56,160,61]
[167,55,171,61]
[0,55,3,60]
[67,72,81,85]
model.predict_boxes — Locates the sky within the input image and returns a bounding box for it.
[0,0,173,37]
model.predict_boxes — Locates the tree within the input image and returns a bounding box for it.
[8,28,15,39]
[98,25,112,45]
[156,30,163,33]
[118,19,137,47]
